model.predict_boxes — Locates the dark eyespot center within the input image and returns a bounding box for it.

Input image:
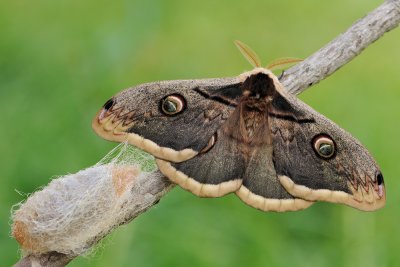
[376,172,384,185]
[161,94,185,115]
[163,100,177,113]
[103,99,114,110]
[319,143,333,156]
[312,134,335,159]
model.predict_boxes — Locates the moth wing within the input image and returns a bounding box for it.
[93,78,242,162]
[235,144,314,212]
[156,127,245,197]
[156,98,313,212]
[270,93,386,211]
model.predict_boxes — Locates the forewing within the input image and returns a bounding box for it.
[92,77,242,162]
[270,94,386,211]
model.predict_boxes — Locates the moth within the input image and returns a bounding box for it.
[92,41,385,212]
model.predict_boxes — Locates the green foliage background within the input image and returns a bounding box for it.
[1,0,399,266]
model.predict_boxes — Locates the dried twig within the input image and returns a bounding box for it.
[13,0,400,266]
[14,252,74,267]
[281,0,400,94]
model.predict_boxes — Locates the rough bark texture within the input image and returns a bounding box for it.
[281,0,400,95]
[14,252,74,267]
[13,0,400,266]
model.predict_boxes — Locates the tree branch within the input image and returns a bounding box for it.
[13,252,74,267]
[13,0,400,266]
[281,0,400,95]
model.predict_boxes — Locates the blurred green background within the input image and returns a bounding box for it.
[1,0,399,266]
